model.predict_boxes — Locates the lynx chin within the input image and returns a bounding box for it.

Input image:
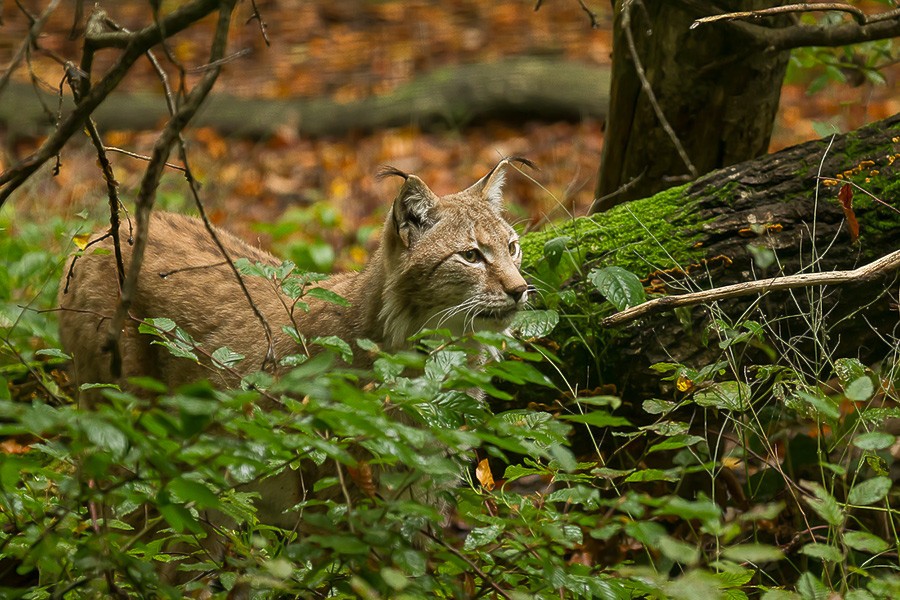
[58,157,532,392]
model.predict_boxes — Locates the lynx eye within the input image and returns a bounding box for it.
[508,240,520,257]
[460,249,482,263]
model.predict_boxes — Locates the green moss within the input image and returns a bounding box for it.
[521,183,711,278]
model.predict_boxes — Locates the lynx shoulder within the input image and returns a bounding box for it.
[58,158,531,392]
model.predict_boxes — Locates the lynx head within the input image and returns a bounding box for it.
[376,158,532,349]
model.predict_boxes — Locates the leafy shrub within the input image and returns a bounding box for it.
[2,213,899,599]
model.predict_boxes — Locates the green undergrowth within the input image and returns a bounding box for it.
[1,203,899,599]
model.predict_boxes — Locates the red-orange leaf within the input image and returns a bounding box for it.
[838,184,859,242]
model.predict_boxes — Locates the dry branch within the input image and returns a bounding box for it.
[603,249,900,327]
[687,0,900,51]
[0,0,222,208]
[104,1,237,377]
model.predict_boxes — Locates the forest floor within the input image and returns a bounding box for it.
[1,0,898,270]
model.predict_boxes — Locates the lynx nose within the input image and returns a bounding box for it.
[508,282,528,304]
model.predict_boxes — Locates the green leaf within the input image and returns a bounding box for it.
[588,266,646,310]
[152,339,199,362]
[796,571,829,600]
[381,567,409,591]
[721,543,784,563]
[658,535,700,566]
[761,590,801,600]
[305,286,351,307]
[559,410,631,428]
[158,501,203,535]
[311,335,353,363]
[463,525,503,550]
[853,432,895,451]
[847,476,892,506]
[79,382,120,391]
[797,391,840,421]
[716,569,754,588]
[845,376,874,402]
[834,358,866,387]
[643,398,676,415]
[308,534,370,554]
[485,360,553,387]
[843,530,889,554]
[83,417,127,456]
[265,558,294,580]
[648,434,705,453]
[139,317,177,334]
[510,309,559,338]
[34,348,71,360]
[694,381,751,412]
[211,346,245,369]
[800,543,843,562]
[574,395,622,410]
[654,496,721,523]
[168,478,220,510]
[543,236,571,268]
[624,468,678,483]
[804,482,844,526]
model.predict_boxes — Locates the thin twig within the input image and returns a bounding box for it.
[0,0,222,208]
[185,47,251,73]
[684,0,900,51]
[247,0,271,46]
[64,63,126,291]
[102,146,186,172]
[603,248,900,327]
[140,13,277,371]
[621,0,698,180]
[105,1,236,377]
[0,0,61,96]
[692,3,897,28]
[420,529,513,600]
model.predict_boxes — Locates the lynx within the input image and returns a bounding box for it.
[58,158,530,394]
[58,158,530,544]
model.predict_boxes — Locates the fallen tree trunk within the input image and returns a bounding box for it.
[521,111,900,402]
[0,58,609,139]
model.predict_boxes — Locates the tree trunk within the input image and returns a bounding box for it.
[524,111,900,404]
[593,0,791,211]
[0,58,609,140]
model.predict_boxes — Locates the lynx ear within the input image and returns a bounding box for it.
[379,166,439,248]
[472,156,535,206]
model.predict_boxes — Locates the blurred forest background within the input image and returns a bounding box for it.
[2,0,897,271]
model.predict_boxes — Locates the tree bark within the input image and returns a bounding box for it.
[593,0,791,211]
[524,111,900,403]
[0,58,609,140]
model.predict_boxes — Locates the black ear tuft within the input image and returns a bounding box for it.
[377,165,410,181]
[475,156,537,205]
[504,156,537,172]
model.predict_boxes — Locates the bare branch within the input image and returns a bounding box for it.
[104,0,237,377]
[247,0,271,46]
[689,2,900,52]
[603,249,900,327]
[0,0,222,208]
[102,146,186,172]
[693,3,870,27]
[0,0,61,96]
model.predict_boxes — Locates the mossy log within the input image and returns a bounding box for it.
[521,112,900,402]
[0,58,609,139]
